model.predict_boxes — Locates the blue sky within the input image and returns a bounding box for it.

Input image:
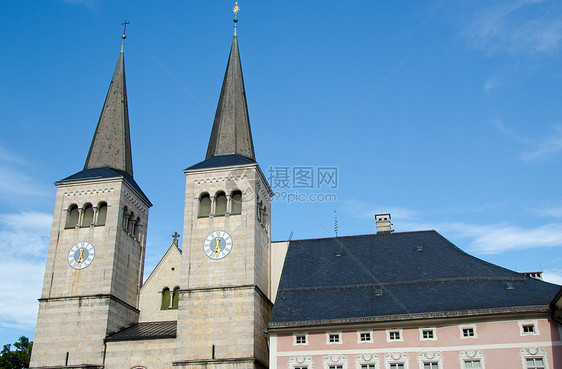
[1,0,562,344]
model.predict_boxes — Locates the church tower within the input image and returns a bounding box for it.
[30,33,151,369]
[176,12,273,369]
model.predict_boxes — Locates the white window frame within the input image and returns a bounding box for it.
[357,330,373,343]
[459,324,477,339]
[326,331,342,345]
[355,354,379,369]
[289,356,314,369]
[459,350,485,369]
[519,320,540,336]
[520,347,549,369]
[419,327,437,341]
[324,355,348,369]
[386,328,403,342]
[417,352,442,369]
[293,332,308,345]
[384,353,408,369]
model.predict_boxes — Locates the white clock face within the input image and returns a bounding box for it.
[203,231,233,260]
[68,241,95,270]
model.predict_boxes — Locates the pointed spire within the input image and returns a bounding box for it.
[205,8,255,160]
[84,34,133,177]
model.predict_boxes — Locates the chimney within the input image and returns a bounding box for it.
[375,213,393,233]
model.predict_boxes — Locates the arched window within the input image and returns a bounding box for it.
[122,206,129,230]
[198,193,211,218]
[96,202,107,226]
[161,287,170,309]
[257,201,263,222]
[172,287,180,308]
[215,192,227,216]
[82,203,94,226]
[231,190,242,215]
[66,204,79,228]
[128,212,135,235]
[133,216,140,238]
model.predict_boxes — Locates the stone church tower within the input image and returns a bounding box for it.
[30,36,152,368]
[175,21,273,369]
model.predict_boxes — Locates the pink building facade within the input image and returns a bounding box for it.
[268,228,562,369]
[270,316,562,369]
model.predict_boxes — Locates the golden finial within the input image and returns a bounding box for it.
[232,2,239,36]
[120,19,130,52]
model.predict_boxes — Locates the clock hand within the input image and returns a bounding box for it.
[77,249,84,264]
[214,238,221,255]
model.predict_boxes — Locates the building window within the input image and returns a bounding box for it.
[231,190,242,215]
[198,193,211,218]
[295,367,308,369]
[161,287,170,309]
[523,325,534,333]
[96,202,107,226]
[463,360,482,368]
[519,320,539,336]
[358,331,372,343]
[327,332,341,344]
[215,192,227,216]
[293,333,307,345]
[328,366,343,369]
[419,327,436,341]
[459,350,485,369]
[389,364,404,369]
[388,330,402,341]
[525,358,545,369]
[423,363,438,369]
[460,325,477,339]
[360,365,375,369]
[66,204,79,228]
[82,203,94,226]
[171,287,180,308]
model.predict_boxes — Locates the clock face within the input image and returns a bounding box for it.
[203,231,233,260]
[68,241,95,270]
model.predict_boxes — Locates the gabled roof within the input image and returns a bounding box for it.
[105,321,176,341]
[269,231,561,328]
[56,167,151,206]
[84,47,133,177]
[205,35,255,161]
[141,242,182,290]
[185,153,256,171]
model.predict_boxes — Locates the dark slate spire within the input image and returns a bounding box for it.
[205,34,255,160]
[84,38,133,177]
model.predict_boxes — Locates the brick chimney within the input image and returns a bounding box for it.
[375,213,393,233]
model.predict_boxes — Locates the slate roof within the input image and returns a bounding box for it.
[84,48,133,177]
[270,231,561,328]
[186,153,256,171]
[206,35,255,160]
[56,167,151,206]
[105,321,177,341]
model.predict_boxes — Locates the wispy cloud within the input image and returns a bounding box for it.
[522,124,562,161]
[492,120,562,162]
[483,63,520,92]
[0,146,50,203]
[463,0,562,56]
[542,268,562,285]
[345,200,562,255]
[0,212,51,330]
[436,221,562,254]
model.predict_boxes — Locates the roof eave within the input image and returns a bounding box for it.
[268,305,551,331]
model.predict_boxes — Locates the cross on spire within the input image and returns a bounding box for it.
[121,19,130,38]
